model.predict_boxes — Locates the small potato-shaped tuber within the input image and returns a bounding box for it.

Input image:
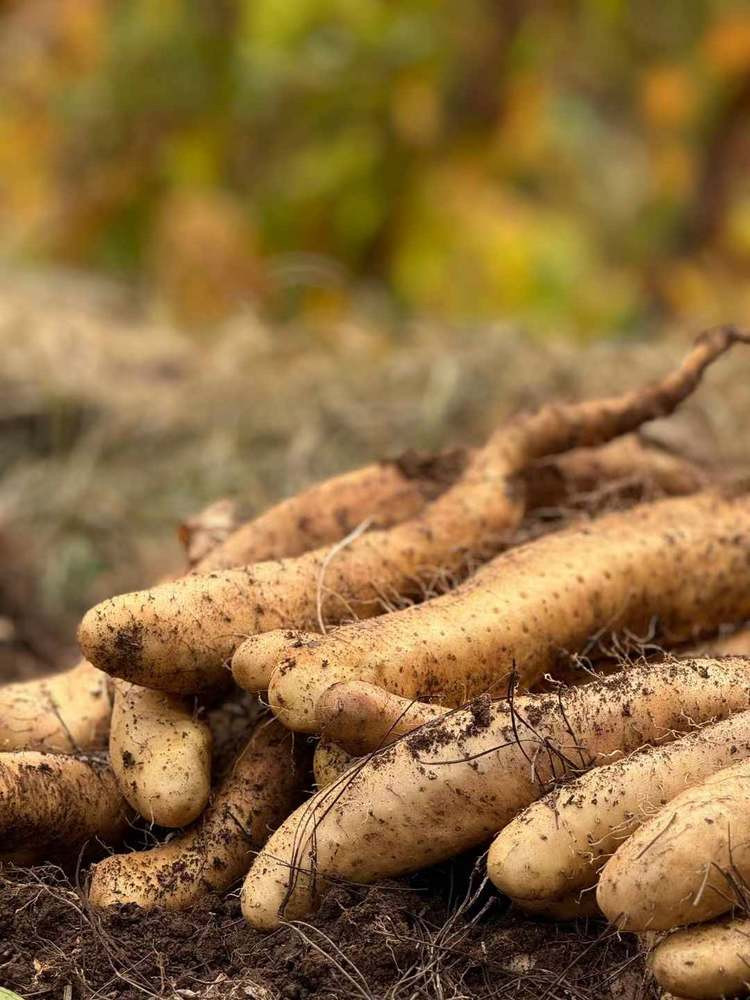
[650,917,750,999]
[510,893,601,921]
[110,682,212,827]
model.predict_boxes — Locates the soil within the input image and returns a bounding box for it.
[0,855,656,1000]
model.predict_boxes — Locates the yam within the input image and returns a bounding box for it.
[598,757,750,930]
[315,681,449,755]
[89,718,305,909]
[0,660,112,753]
[650,917,750,999]
[78,330,740,694]
[240,657,750,929]
[110,681,212,827]
[0,751,127,863]
[267,489,750,732]
[312,739,355,789]
[488,709,750,906]
[197,449,466,572]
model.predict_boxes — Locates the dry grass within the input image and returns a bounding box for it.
[1,263,749,649]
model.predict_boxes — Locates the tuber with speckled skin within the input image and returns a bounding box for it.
[488,708,750,909]
[78,329,739,695]
[240,657,750,929]
[89,718,306,910]
[598,756,750,930]
[266,488,750,732]
[0,751,128,864]
[110,681,212,827]
[650,917,750,999]
[0,660,112,753]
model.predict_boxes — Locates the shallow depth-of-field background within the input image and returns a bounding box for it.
[3,4,750,997]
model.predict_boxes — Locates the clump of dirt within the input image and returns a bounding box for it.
[0,856,656,999]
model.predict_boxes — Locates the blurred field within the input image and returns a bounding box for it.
[1,266,749,670]
[3,1,750,336]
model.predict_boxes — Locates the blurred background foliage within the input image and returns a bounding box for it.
[3,0,750,338]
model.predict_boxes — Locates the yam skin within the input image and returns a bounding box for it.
[230,436,702,695]
[199,436,701,572]
[240,657,750,929]
[110,681,212,828]
[267,489,750,732]
[89,719,305,910]
[598,758,750,931]
[0,659,112,753]
[312,739,355,789]
[488,709,750,906]
[78,329,739,695]
[521,434,703,514]
[650,917,750,999]
[316,681,450,755]
[0,751,128,862]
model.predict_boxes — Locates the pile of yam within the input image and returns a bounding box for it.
[5,325,750,999]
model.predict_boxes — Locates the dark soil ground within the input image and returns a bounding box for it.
[0,859,654,1000]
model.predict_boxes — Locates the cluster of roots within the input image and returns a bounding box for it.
[3,326,750,999]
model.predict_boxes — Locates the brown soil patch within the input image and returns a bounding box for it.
[0,855,656,999]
